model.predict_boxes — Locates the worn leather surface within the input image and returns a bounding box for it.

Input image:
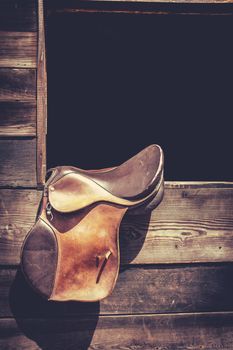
[20,144,164,302]
[78,144,163,199]
[48,144,163,200]
[20,218,58,298]
[48,169,163,213]
[41,204,127,302]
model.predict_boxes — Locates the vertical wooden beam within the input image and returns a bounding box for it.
[37,0,47,186]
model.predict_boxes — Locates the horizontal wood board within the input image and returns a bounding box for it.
[48,1,233,16]
[0,140,37,187]
[1,263,233,317]
[0,102,36,136]
[1,185,233,264]
[0,31,37,68]
[1,312,233,349]
[0,69,36,102]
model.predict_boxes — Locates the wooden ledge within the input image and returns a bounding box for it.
[1,183,233,265]
[47,0,233,15]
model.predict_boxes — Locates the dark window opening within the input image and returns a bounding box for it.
[46,12,233,180]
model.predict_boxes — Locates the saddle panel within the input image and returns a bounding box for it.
[20,218,58,299]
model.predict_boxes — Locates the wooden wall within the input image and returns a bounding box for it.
[1,1,233,349]
[1,183,233,349]
[0,0,46,187]
[0,1,37,187]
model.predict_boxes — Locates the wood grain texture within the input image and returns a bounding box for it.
[0,69,36,101]
[90,0,233,2]
[0,0,37,32]
[0,102,36,136]
[0,190,41,261]
[0,140,37,187]
[1,186,233,265]
[48,0,233,8]
[52,0,233,3]
[48,1,233,16]
[37,0,47,186]
[121,187,233,264]
[1,312,233,349]
[2,264,233,317]
[0,32,37,68]
[165,181,233,188]
[0,190,41,265]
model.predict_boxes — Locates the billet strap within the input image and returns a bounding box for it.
[44,167,60,194]
[46,167,56,179]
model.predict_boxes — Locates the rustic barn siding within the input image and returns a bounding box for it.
[0,1,233,349]
[1,313,233,350]
[0,69,36,102]
[0,102,36,137]
[1,264,233,318]
[1,185,233,265]
[36,0,47,185]
[0,183,233,349]
[0,0,38,189]
[0,140,37,187]
[1,183,233,348]
[0,31,37,68]
[48,0,233,16]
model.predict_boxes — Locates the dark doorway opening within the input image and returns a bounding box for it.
[46,12,233,180]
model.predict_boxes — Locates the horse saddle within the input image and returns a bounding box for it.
[20,144,164,302]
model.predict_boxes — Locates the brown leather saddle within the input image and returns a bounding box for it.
[21,144,164,302]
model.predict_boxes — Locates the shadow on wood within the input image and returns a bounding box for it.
[120,211,152,265]
[9,268,99,350]
[7,208,152,349]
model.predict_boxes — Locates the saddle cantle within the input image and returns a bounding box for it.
[20,144,164,302]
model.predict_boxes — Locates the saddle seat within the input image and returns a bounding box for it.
[21,144,164,302]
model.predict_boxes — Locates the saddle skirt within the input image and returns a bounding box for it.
[20,144,164,302]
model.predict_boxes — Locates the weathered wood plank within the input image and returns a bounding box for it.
[165,181,233,188]
[50,0,233,4]
[37,0,47,185]
[1,312,233,349]
[0,0,37,32]
[0,140,37,187]
[0,190,41,264]
[121,187,233,264]
[100,0,233,2]
[2,264,233,317]
[48,1,233,16]
[1,186,233,265]
[0,69,36,101]
[0,32,37,68]
[0,102,36,136]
